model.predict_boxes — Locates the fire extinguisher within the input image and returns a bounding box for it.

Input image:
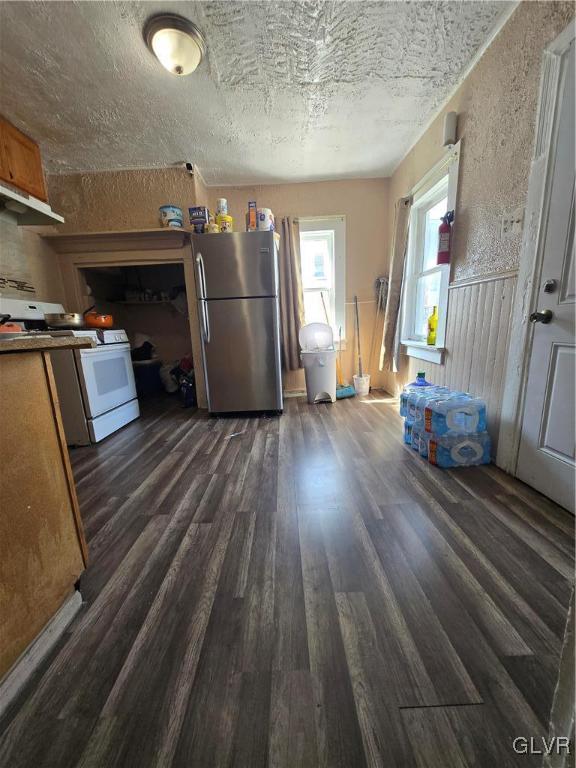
[437,210,455,265]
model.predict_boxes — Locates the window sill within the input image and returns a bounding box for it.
[401,340,445,365]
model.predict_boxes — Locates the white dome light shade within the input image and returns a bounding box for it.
[144,15,206,76]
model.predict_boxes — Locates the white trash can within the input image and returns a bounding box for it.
[299,323,337,404]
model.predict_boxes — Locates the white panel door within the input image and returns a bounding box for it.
[517,40,575,513]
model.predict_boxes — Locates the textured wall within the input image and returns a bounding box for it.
[48,168,200,233]
[389,1,574,284]
[0,211,65,303]
[383,0,574,450]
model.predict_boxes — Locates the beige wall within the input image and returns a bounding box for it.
[0,211,65,304]
[48,172,390,390]
[114,303,192,364]
[382,2,574,450]
[208,179,389,389]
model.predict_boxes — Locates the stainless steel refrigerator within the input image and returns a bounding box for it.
[192,231,283,414]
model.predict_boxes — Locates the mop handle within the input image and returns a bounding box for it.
[354,295,363,377]
[320,291,330,325]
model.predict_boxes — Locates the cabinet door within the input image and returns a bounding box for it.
[0,352,87,679]
[0,117,47,201]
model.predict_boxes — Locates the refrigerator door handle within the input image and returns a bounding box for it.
[202,301,211,344]
[196,253,207,299]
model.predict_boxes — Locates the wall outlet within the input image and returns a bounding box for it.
[501,206,524,238]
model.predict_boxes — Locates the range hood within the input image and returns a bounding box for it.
[0,181,64,226]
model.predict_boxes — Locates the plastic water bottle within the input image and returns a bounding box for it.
[410,386,452,422]
[404,419,414,445]
[428,431,491,467]
[399,371,432,416]
[408,388,450,451]
[415,389,473,458]
[419,430,433,459]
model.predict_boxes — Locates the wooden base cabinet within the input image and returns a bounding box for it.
[0,351,87,680]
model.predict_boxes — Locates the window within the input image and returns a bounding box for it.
[401,145,460,364]
[299,216,346,339]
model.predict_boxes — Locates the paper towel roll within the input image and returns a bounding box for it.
[257,208,275,231]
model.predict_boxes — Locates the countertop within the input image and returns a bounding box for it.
[0,336,95,354]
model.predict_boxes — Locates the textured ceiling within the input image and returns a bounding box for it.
[0,1,511,184]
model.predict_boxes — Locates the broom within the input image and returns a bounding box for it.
[367,277,388,391]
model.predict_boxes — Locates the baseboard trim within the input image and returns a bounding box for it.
[0,590,82,719]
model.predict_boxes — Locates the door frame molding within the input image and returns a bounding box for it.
[53,238,208,409]
[497,21,575,472]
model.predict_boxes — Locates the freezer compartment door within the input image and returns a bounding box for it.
[200,297,282,413]
[192,231,278,299]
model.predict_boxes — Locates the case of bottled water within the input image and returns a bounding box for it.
[399,373,491,468]
[427,431,491,468]
[410,389,450,451]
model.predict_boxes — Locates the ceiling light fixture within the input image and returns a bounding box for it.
[144,14,206,76]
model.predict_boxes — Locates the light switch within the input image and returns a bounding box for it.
[501,206,525,238]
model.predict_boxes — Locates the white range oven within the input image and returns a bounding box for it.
[50,329,140,445]
[0,299,139,445]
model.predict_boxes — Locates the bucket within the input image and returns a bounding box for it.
[353,374,370,397]
[159,205,183,228]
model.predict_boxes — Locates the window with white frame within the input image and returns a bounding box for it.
[299,216,346,339]
[401,146,460,364]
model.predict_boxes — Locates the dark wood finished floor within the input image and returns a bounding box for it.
[1,394,574,767]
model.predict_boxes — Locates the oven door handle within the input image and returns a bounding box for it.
[77,342,131,355]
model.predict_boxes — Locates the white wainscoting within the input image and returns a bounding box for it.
[407,272,517,451]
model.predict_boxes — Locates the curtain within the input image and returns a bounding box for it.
[380,196,412,372]
[279,216,305,371]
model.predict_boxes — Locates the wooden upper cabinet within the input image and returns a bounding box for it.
[0,116,47,201]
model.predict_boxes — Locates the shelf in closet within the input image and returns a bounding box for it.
[116,300,173,306]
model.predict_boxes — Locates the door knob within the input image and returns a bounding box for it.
[529,309,553,324]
